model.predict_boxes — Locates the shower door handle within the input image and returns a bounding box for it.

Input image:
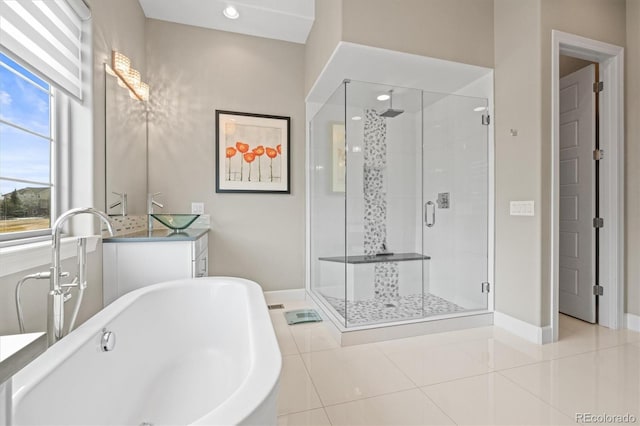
[425,201,435,227]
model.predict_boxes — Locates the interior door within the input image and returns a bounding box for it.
[559,64,596,323]
[422,93,489,314]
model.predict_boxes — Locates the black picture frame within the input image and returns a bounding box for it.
[215,110,291,194]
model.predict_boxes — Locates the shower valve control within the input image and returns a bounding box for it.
[437,193,450,209]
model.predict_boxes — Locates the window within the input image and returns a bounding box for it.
[0,51,54,238]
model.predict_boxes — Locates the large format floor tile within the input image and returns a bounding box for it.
[422,373,574,425]
[301,345,415,405]
[500,344,640,419]
[455,336,543,371]
[278,354,323,416]
[382,340,492,386]
[274,325,300,356]
[277,408,331,426]
[324,388,454,426]
[290,322,340,353]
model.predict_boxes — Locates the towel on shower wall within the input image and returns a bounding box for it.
[363,109,399,302]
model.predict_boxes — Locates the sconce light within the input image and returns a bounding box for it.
[109,50,149,101]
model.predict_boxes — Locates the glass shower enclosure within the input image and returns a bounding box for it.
[309,80,490,328]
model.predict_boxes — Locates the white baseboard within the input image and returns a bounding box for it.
[494,311,551,344]
[263,288,306,304]
[626,313,640,332]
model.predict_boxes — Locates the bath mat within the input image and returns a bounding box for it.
[284,309,323,325]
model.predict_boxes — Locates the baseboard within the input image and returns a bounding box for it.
[263,288,306,304]
[494,311,550,344]
[626,313,640,332]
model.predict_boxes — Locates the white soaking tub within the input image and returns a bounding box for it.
[10,277,281,426]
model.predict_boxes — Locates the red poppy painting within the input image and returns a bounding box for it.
[216,110,290,193]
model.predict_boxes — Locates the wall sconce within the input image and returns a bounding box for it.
[107,50,149,101]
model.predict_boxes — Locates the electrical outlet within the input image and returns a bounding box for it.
[191,202,204,214]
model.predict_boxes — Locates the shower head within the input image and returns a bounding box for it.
[378,108,405,118]
[378,89,404,118]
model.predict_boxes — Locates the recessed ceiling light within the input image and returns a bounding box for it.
[473,106,486,112]
[351,116,362,121]
[377,94,390,101]
[223,5,239,19]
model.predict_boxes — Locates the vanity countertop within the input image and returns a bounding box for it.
[0,332,47,384]
[104,228,209,243]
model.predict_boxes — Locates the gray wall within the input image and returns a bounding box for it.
[559,56,595,77]
[304,0,342,94]
[626,0,640,316]
[493,0,543,326]
[342,0,494,69]
[145,19,306,292]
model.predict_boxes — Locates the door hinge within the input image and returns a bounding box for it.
[482,114,490,126]
[593,285,604,296]
[593,81,604,93]
[593,217,604,228]
[481,282,490,293]
[593,149,604,160]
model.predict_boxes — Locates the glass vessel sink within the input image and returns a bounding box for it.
[150,214,200,230]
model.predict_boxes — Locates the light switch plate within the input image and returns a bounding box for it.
[191,202,204,214]
[510,201,535,216]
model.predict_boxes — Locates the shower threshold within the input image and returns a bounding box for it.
[307,290,493,346]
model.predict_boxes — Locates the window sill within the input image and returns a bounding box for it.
[0,236,99,278]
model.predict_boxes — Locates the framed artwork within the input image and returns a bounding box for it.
[332,123,345,192]
[216,110,290,193]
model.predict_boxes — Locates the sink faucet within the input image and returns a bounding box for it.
[49,207,114,346]
[109,191,128,216]
[147,192,163,232]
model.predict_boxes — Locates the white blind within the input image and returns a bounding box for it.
[0,0,90,100]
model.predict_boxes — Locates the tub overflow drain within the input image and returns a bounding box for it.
[101,329,116,352]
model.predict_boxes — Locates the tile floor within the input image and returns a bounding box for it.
[272,300,640,426]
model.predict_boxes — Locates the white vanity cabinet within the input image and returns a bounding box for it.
[103,230,209,305]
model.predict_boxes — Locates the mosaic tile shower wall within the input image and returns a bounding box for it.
[363,109,400,302]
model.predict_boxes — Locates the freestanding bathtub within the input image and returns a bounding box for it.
[10,277,282,425]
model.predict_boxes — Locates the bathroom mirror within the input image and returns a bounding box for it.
[104,65,148,216]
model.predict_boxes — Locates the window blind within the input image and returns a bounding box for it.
[0,0,90,100]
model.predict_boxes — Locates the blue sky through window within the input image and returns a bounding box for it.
[0,52,51,196]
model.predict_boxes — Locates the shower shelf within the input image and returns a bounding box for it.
[318,252,430,264]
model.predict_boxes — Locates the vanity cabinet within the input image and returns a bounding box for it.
[103,230,209,305]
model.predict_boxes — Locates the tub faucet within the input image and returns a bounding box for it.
[49,207,114,346]
[147,192,163,233]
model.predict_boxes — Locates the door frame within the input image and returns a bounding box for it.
[551,30,625,341]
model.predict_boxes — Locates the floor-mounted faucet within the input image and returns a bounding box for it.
[49,207,114,346]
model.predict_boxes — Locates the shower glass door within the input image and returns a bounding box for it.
[343,81,425,327]
[422,92,490,314]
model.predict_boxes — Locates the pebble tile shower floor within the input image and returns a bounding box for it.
[322,293,466,326]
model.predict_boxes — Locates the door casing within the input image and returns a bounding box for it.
[551,30,625,342]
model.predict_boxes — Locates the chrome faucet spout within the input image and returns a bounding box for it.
[48,207,114,346]
[147,192,163,233]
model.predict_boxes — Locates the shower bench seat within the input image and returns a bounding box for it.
[316,253,430,301]
[318,252,430,264]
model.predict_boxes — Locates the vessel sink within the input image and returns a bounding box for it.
[150,214,200,230]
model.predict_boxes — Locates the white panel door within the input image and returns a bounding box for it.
[559,64,596,323]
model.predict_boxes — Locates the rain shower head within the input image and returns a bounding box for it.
[379,108,405,118]
[378,89,404,118]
